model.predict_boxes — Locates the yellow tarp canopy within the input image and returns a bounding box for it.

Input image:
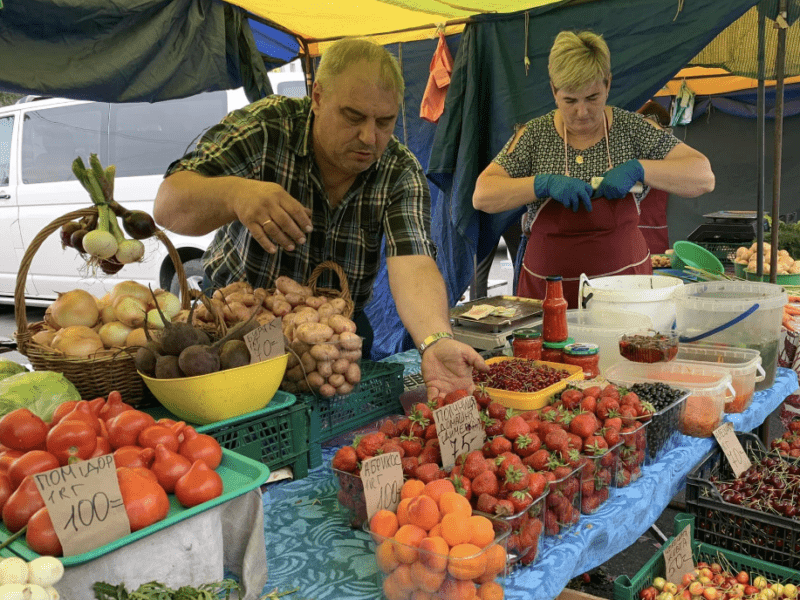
[657,67,800,96]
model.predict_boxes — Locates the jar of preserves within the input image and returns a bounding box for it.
[542,276,568,343]
[512,328,543,360]
[562,343,601,379]
[541,337,574,364]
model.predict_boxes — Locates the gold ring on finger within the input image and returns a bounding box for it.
[261,219,272,227]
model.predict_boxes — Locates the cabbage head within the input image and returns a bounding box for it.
[0,371,81,422]
[0,359,27,382]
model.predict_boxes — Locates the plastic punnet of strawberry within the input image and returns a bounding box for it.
[614,420,649,487]
[578,440,621,515]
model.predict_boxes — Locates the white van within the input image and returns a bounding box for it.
[0,88,250,307]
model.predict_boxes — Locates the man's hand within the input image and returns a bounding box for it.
[233,180,314,253]
[420,338,488,402]
[595,160,644,199]
[534,174,593,212]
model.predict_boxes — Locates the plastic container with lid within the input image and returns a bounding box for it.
[512,328,543,360]
[562,343,600,379]
[674,343,765,413]
[604,361,734,438]
[673,281,786,391]
[541,337,574,363]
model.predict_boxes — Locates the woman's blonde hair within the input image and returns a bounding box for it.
[548,30,611,92]
[315,38,404,102]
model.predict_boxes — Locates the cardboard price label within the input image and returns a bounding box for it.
[713,422,752,477]
[244,317,284,363]
[663,524,695,584]
[433,396,485,469]
[360,452,404,521]
[34,455,131,556]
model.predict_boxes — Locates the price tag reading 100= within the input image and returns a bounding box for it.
[360,452,404,522]
[34,454,131,557]
[433,396,486,469]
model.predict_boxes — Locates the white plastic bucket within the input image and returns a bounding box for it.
[578,274,684,332]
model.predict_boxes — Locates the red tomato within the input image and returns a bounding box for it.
[46,419,97,466]
[0,450,25,475]
[2,475,45,532]
[0,408,49,451]
[89,436,113,458]
[113,446,155,469]
[26,506,62,556]
[116,467,169,532]
[59,401,102,435]
[174,459,224,508]
[150,444,191,494]
[87,397,107,418]
[50,400,79,426]
[106,410,155,450]
[179,427,223,470]
[98,391,134,422]
[138,424,179,453]
[7,450,60,489]
[0,473,13,514]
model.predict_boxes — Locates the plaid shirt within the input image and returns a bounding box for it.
[165,96,436,313]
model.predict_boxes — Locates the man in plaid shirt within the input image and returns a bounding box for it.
[154,38,486,400]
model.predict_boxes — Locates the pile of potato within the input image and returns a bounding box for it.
[734,242,800,275]
[190,276,362,397]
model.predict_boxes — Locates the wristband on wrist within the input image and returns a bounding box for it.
[418,332,454,355]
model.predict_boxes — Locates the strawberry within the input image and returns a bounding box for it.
[527,471,547,499]
[618,405,638,427]
[494,499,515,517]
[411,402,434,422]
[378,441,405,458]
[596,486,609,503]
[544,509,560,535]
[401,456,419,478]
[487,402,508,421]
[569,412,599,439]
[619,391,640,407]
[513,433,541,457]
[476,492,499,514]
[523,448,552,471]
[600,384,620,399]
[596,397,620,420]
[473,383,492,409]
[496,451,523,477]
[596,467,612,488]
[355,432,386,461]
[579,395,597,414]
[582,435,608,456]
[566,433,583,451]
[443,389,470,405]
[581,478,596,498]
[503,415,530,441]
[509,489,533,513]
[482,414,504,438]
[415,462,444,483]
[557,447,582,469]
[332,446,358,472]
[581,493,601,514]
[418,444,440,465]
[544,428,569,452]
[582,386,602,398]
[471,470,500,497]
[396,417,413,436]
[423,423,438,440]
[489,436,513,457]
[603,427,621,447]
[379,419,398,438]
[450,473,472,501]
[462,450,489,480]
[616,468,632,487]
[399,435,422,457]
[502,464,530,492]
[560,388,583,410]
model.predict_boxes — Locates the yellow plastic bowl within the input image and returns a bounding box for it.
[139,353,288,424]
[482,356,585,410]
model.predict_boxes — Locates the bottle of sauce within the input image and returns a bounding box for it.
[562,343,601,379]
[542,275,569,343]
[512,328,543,360]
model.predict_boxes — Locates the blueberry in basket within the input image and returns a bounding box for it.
[618,330,679,364]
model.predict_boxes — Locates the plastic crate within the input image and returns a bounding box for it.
[614,513,800,600]
[145,390,312,480]
[301,360,404,444]
[684,431,800,569]
[692,241,740,267]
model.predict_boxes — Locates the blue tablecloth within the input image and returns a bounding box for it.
[261,366,798,600]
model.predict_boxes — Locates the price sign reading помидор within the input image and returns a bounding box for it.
[360,452,404,521]
[433,396,486,469]
[34,454,131,557]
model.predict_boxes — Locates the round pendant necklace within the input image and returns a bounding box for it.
[575,155,584,164]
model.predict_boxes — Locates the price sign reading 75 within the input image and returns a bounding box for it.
[433,396,485,469]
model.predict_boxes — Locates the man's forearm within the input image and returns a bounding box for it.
[154,171,240,236]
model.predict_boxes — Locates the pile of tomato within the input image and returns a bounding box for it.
[0,391,224,556]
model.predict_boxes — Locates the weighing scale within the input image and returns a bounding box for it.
[450,296,543,350]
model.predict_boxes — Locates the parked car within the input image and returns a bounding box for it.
[0,88,250,306]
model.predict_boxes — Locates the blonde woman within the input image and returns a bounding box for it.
[473,30,715,307]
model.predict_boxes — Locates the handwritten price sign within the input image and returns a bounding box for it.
[34,455,131,556]
[244,317,284,363]
[713,422,752,478]
[433,396,485,469]
[360,452,404,521]
[663,524,695,584]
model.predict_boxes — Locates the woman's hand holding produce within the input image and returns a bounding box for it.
[595,159,644,199]
[534,174,593,212]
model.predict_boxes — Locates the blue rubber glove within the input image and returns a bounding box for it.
[534,174,593,212]
[595,159,645,200]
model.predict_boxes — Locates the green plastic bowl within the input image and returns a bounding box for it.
[672,241,725,274]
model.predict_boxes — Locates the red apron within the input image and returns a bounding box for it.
[517,194,652,308]
[638,188,670,254]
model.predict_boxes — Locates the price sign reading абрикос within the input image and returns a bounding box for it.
[663,524,695,585]
[34,455,131,556]
[244,317,285,363]
[433,396,486,469]
[361,452,404,521]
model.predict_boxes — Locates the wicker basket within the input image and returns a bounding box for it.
[14,207,191,404]
[303,260,355,319]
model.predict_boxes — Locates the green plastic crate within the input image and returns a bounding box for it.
[614,513,800,600]
[145,390,312,480]
[300,360,404,445]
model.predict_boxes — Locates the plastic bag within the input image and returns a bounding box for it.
[670,80,695,127]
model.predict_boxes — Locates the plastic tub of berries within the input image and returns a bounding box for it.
[578,441,620,514]
[543,463,582,535]
[618,329,680,364]
[614,420,649,487]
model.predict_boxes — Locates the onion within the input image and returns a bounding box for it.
[98,321,133,348]
[100,304,117,324]
[52,326,104,358]
[26,557,64,588]
[31,330,57,347]
[154,291,181,319]
[0,557,27,585]
[51,289,99,329]
[126,327,160,347]
[113,295,147,328]
[82,229,118,259]
[43,306,60,331]
[115,239,146,265]
[111,281,151,307]
[146,309,168,330]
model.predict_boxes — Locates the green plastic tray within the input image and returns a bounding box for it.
[614,513,800,600]
[0,448,270,566]
[145,390,312,479]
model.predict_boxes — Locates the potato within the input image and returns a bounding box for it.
[317,360,333,378]
[293,308,321,326]
[275,276,305,296]
[319,383,337,398]
[341,349,362,362]
[328,373,345,388]
[328,314,357,334]
[317,302,335,320]
[329,298,348,315]
[339,331,362,351]
[286,352,300,369]
[331,358,350,374]
[345,362,361,385]
[284,292,306,307]
[310,343,340,361]
[336,382,355,396]
[792,263,800,274]
[307,371,326,389]
[226,291,259,306]
[272,300,292,317]
[220,281,252,296]
[285,364,304,382]
[297,379,311,392]
[300,351,317,373]
[304,296,327,309]
[290,339,311,356]
[296,322,334,345]
[299,285,314,296]
[256,311,276,326]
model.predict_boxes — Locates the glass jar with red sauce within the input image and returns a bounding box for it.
[512,328,542,360]
[541,337,574,364]
[562,343,601,379]
[542,276,568,343]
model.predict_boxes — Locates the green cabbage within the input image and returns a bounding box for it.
[0,359,27,382]
[0,370,81,421]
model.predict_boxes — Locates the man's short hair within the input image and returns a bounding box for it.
[316,38,404,103]
[548,30,611,93]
